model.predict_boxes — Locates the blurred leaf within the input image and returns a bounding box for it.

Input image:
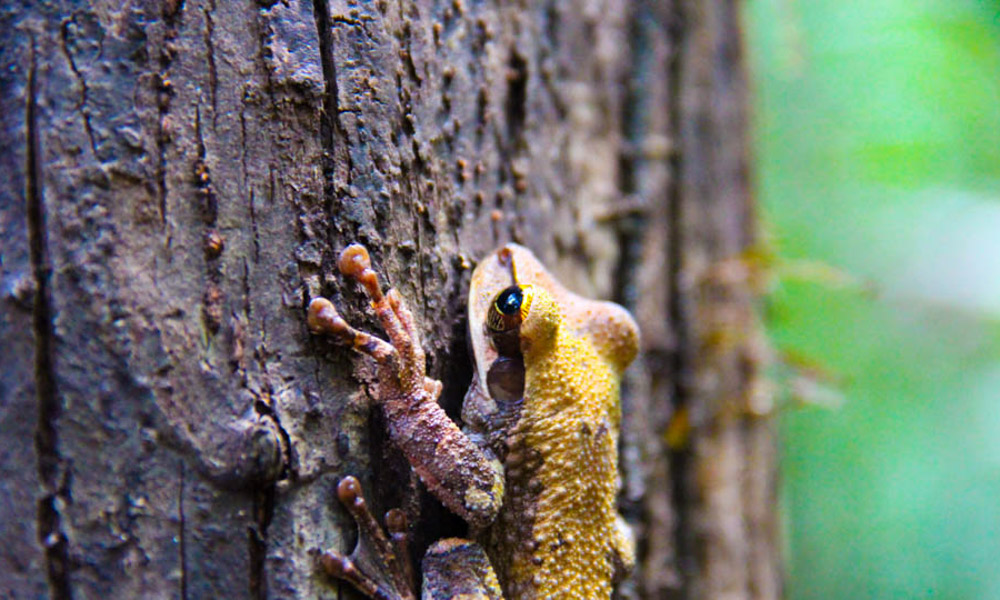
[745,0,1000,598]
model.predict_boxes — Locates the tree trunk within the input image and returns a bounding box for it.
[0,0,777,598]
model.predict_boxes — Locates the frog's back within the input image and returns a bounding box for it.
[487,321,632,599]
[470,244,639,599]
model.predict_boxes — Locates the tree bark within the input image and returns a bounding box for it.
[0,0,777,598]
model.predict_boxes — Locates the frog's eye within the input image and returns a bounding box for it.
[487,285,534,333]
[496,287,523,315]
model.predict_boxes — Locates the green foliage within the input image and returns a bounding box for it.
[746,1,1000,597]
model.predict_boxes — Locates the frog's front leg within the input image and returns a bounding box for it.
[308,244,506,598]
[308,244,504,527]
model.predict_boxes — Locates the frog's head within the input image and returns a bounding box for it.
[486,284,560,358]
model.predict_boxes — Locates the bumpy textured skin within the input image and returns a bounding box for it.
[470,245,639,599]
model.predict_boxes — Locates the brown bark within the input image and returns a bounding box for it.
[0,0,777,598]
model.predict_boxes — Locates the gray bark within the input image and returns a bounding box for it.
[0,0,777,598]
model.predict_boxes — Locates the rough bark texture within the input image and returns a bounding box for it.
[0,0,777,599]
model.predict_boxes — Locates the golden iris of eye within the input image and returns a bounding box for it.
[487,285,533,332]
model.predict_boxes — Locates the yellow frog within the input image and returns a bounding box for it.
[307,243,639,599]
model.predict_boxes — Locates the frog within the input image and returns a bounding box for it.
[306,242,640,599]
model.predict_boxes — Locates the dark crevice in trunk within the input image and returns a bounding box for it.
[664,0,693,595]
[27,35,73,600]
[249,484,277,600]
[613,1,650,313]
[614,8,653,600]
[178,462,188,600]
[204,2,219,125]
[312,0,348,190]
[59,18,98,157]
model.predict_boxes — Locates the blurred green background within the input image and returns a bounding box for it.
[744,1,1000,598]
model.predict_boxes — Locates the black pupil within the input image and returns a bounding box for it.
[496,286,523,315]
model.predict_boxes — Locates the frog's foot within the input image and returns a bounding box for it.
[422,538,504,600]
[307,243,431,396]
[319,476,417,600]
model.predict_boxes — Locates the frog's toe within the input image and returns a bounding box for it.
[385,289,423,349]
[422,377,443,401]
[319,551,387,599]
[338,244,386,303]
[307,297,398,364]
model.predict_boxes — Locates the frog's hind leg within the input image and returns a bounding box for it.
[422,539,504,600]
[320,477,504,600]
[320,476,417,600]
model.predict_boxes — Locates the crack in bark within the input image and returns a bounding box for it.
[248,484,276,600]
[59,19,98,157]
[312,0,352,188]
[239,102,250,202]
[243,307,291,599]
[503,50,527,142]
[242,259,252,319]
[312,0,336,155]
[194,105,224,333]
[27,35,73,600]
[178,462,188,600]
[203,2,218,125]
[247,396,288,599]
[612,5,646,310]
[664,0,693,593]
[194,105,218,225]
[156,5,182,229]
[249,189,260,263]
